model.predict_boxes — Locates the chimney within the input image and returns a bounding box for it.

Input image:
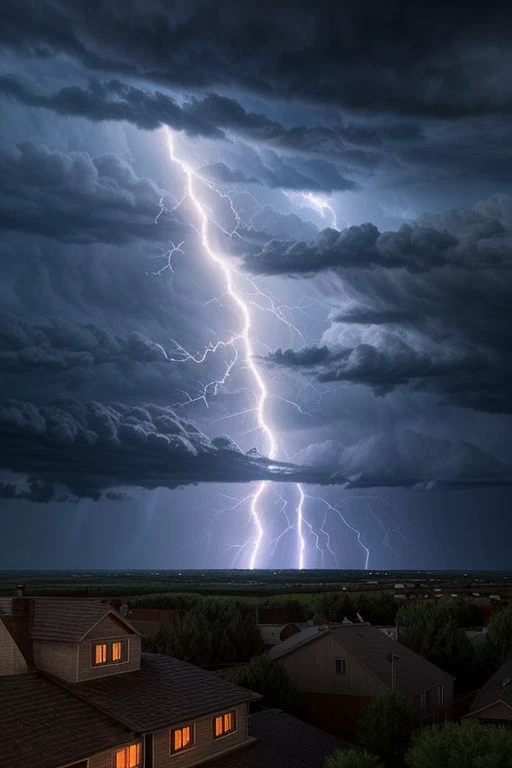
[15,584,26,597]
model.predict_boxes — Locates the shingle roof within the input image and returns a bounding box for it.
[64,653,261,732]
[331,625,454,697]
[468,658,512,716]
[270,625,453,698]
[31,599,138,642]
[205,709,347,768]
[0,672,134,768]
[268,626,327,660]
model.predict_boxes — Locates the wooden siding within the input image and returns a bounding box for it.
[79,740,144,768]
[87,614,135,640]
[280,632,387,697]
[0,620,28,676]
[152,703,250,768]
[77,634,141,682]
[33,639,78,682]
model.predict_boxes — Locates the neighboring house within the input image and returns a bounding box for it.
[0,596,346,768]
[269,624,454,741]
[466,658,512,725]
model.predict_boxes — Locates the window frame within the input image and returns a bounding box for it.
[170,722,195,756]
[335,657,347,676]
[212,709,237,740]
[92,642,108,667]
[113,742,142,768]
[91,638,129,668]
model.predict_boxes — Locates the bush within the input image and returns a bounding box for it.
[357,693,419,768]
[224,655,297,712]
[145,597,264,665]
[405,719,512,768]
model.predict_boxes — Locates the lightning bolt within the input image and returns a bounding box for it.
[165,130,310,569]
[283,190,340,230]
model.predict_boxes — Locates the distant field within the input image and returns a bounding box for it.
[0,569,510,599]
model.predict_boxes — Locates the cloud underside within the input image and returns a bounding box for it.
[261,196,512,414]
[0,399,331,501]
[1,400,509,502]
[2,1,512,118]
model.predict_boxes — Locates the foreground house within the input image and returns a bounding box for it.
[269,624,454,740]
[0,596,345,767]
[466,658,512,725]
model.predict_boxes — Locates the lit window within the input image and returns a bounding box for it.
[335,658,347,675]
[213,711,236,738]
[112,640,126,663]
[171,725,194,754]
[93,643,107,666]
[114,743,141,768]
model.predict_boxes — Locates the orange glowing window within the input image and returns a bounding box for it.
[171,725,194,754]
[93,643,107,665]
[114,743,141,768]
[213,711,236,738]
[112,641,125,662]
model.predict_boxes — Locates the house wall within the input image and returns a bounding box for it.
[0,620,28,676]
[280,632,386,697]
[152,703,250,768]
[77,740,144,768]
[78,631,141,682]
[298,691,371,742]
[33,640,78,682]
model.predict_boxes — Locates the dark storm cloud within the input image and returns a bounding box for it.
[0,399,328,501]
[0,142,180,244]
[244,223,457,275]
[330,307,422,325]
[264,196,512,413]
[1,0,511,119]
[0,75,381,168]
[200,155,359,193]
[295,430,512,487]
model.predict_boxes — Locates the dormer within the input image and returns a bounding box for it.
[31,599,141,682]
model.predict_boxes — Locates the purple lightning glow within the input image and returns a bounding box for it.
[165,129,306,569]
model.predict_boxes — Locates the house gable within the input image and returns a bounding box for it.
[0,619,28,676]
[275,630,387,697]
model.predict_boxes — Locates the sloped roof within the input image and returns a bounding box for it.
[0,672,134,768]
[468,658,512,716]
[269,626,327,660]
[63,653,261,732]
[270,625,453,697]
[31,599,139,642]
[331,625,454,698]
[0,614,34,666]
[205,709,348,768]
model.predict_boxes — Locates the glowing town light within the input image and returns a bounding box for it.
[166,130,279,569]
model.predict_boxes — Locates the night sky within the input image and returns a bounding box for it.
[1,1,511,570]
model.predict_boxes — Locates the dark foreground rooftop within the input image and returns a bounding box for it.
[206,709,348,768]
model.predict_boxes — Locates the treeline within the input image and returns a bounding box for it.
[397,602,512,692]
[142,597,264,665]
[130,590,398,626]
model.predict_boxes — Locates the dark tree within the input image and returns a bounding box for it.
[396,602,475,683]
[357,693,419,768]
[224,655,297,712]
[405,720,512,768]
[145,597,264,665]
